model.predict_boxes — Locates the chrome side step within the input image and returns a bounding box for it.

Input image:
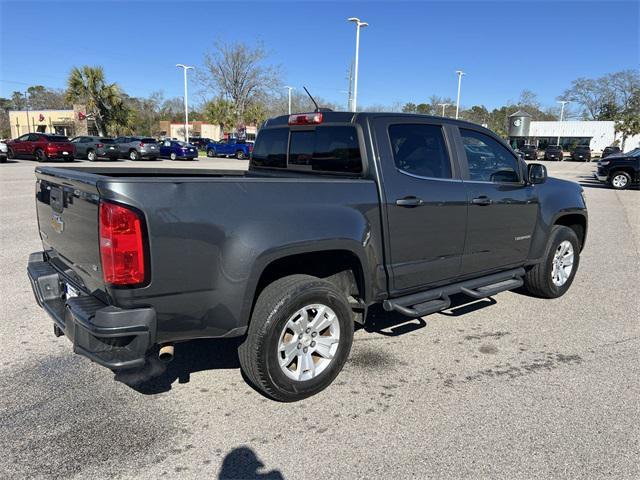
[383,267,525,318]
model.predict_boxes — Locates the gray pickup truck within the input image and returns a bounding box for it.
[28,111,587,401]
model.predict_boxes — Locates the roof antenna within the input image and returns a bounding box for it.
[303,86,320,112]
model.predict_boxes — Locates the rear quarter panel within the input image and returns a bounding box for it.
[99,176,383,343]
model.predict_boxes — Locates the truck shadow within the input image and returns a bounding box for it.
[117,295,498,395]
[218,446,284,479]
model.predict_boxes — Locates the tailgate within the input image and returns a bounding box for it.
[35,168,104,294]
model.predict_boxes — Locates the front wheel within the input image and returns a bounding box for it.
[238,274,354,402]
[7,148,15,160]
[610,171,631,190]
[523,225,580,298]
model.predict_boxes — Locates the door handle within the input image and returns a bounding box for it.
[472,196,492,206]
[396,196,424,207]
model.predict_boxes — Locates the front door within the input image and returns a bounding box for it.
[373,118,468,294]
[455,127,539,276]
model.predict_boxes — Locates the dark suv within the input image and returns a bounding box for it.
[601,146,621,159]
[544,145,564,161]
[71,136,120,161]
[520,144,538,160]
[571,145,591,162]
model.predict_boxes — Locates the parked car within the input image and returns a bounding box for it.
[0,141,7,163]
[206,138,253,159]
[159,140,198,160]
[71,136,120,161]
[113,136,159,160]
[544,145,564,161]
[188,137,211,150]
[594,148,640,190]
[520,144,538,160]
[27,111,587,401]
[571,145,591,162]
[601,146,621,158]
[6,133,75,162]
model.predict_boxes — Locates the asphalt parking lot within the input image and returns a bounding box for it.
[1,158,638,479]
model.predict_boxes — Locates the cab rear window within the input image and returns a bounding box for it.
[251,126,362,174]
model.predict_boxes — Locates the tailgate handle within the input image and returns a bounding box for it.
[396,196,424,207]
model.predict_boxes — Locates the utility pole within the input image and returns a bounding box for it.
[348,17,368,112]
[437,103,450,117]
[455,70,465,119]
[557,100,570,146]
[346,61,354,111]
[24,91,31,133]
[284,86,293,114]
[176,64,194,143]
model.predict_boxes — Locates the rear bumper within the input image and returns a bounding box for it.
[27,252,156,370]
[139,150,159,158]
[98,147,120,159]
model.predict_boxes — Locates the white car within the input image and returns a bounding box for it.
[0,141,7,163]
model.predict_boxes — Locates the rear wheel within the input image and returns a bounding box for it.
[35,149,47,162]
[523,225,580,298]
[87,149,97,161]
[610,171,631,190]
[207,148,216,157]
[170,152,177,160]
[235,150,245,160]
[238,274,354,402]
[129,150,140,161]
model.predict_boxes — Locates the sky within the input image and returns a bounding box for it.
[1,0,638,112]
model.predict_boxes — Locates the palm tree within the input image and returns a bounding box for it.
[65,66,124,135]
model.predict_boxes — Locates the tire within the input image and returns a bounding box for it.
[609,171,631,190]
[0,155,6,163]
[129,150,140,161]
[170,152,177,161]
[87,149,97,161]
[7,148,14,160]
[236,150,246,160]
[523,225,580,299]
[35,149,47,162]
[207,148,216,157]
[238,274,354,402]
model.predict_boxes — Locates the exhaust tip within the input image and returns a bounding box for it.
[158,344,174,363]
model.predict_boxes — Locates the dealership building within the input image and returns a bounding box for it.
[8,105,95,138]
[508,110,640,153]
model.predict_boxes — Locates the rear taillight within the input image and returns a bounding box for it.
[99,201,146,286]
[139,142,145,147]
[288,112,323,125]
[96,143,103,148]
[45,144,56,152]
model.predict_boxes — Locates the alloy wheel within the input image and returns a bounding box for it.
[551,240,574,287]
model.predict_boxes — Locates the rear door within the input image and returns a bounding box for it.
[454,127,538,276]
[372,117,468,293]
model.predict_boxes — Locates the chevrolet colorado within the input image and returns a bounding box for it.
[27,111,587,401]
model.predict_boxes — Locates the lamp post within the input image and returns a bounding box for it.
[455,70,465,119]
[284,86,293,114]
[348,17,368,112]
[437,103,450,117]
[557,100,570,146]
[176,64,194,143]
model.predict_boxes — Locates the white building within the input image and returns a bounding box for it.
[508,111,640,153]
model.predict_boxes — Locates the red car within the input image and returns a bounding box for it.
[7,133,75,162]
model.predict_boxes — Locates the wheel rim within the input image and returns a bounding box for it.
[130,151,137,160]
[88,151,95,160]
[551,240,574,287]
[277,304,340,382]
[612,174,628,188]
[171,153,176,160]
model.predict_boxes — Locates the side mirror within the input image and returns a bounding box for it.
[528,163,547,184]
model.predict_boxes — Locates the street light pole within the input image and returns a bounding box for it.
[348,17,368,112]
[176,64,194,143]
[437,103,450,117]
[557,100,570,146]
[455,70,465,119]
[284,86,293,114]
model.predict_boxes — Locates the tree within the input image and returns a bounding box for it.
[203,97,236,132]
[25,86,69,110]
[615,90,640,150]
[416,103,431,114]
[402,102,417,113]
[199,40,281,123]
[65,66,126,135]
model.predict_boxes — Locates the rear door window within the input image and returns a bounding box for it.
[388,124,452,179]
[289,126,362,173]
